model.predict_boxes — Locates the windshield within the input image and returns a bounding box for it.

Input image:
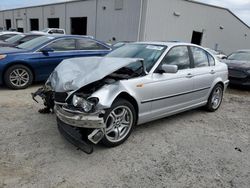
[107,44,166,72]
[17,36,54,50]
[41,28,49,32]
[228,52,250,61]
[5,34,25,43]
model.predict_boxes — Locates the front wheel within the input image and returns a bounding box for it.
[205,84,223,112]
[4,65,33,89]
[101,99,136,147]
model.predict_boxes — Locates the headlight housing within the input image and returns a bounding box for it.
[0,54,7,60]
[246,69,250,74]
[72,95,98,112]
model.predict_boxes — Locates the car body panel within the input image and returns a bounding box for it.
[223,50,250,86]
[49,42,228,127]
[0,35,111,85]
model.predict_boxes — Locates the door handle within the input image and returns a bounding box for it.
[210,70,216,74]
[186,73,193,78]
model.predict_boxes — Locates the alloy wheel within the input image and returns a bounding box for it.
[9,68,30,87]
[105,106,133,143]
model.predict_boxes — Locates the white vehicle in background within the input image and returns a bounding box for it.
[31,28,66,35]
[205,48,227,60]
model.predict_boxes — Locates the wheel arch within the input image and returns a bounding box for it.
[114,92,139,123]
[2,62,35,84]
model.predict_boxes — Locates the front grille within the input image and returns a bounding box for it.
[54,92,68,103]
[228,69,247,78]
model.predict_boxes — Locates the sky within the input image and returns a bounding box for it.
[0,0,249,26]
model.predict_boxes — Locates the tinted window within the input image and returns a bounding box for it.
[5,34,25,43]
[228,52,250,61]
[0,34,16,40]
[19,35,39,43]
[17,36,54,50]
[161,46,190,70]
[55,30,64,34]
[207,53,215,66]
[47,39,76,51]
[77,39,108,50]
[191,47,209,67]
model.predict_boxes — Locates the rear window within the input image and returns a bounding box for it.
[77,39,109,50]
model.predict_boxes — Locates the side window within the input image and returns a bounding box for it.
[20,35,37,43]
[77,39,109,50]
[161,46,190,70]
[56,30,64,34]
[191,47,209,67]
[47,39,76,51]
[207,53,215,66]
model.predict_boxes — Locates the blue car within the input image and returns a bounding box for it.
[0,35,112,89]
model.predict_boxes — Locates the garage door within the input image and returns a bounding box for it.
[16,19,24,32]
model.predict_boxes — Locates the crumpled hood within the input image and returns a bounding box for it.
[48,57,142,92]
[223,59,250,69]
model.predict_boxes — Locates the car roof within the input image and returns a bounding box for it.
[47,34,95,39]
[0,31,22,35]
[132,41,203,48]
[237,49,250,53]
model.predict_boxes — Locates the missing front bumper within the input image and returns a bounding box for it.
[55,105,105,129]
[57,118,94,154]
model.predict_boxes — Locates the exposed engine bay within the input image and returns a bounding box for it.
[32,62,145,113]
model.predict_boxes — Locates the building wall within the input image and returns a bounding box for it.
[0,12,4,27]
[26,7,44,31]
[43,3,66,29]
[65,0,97,36]
[13,8,27,32]
[0,0,249,53]
[95,0,142,42]
[2,10,13,29]
[142,0,250,54]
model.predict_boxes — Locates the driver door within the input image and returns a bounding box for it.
[148,46,195,119]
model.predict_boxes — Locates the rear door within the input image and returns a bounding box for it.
[189,46,215,102]
[33,38,79,80]
[149,46,195,119]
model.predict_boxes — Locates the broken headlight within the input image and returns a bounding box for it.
[72,95,98,112]
[0,54,7,60]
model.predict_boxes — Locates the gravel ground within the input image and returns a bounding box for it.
[0,85,249,188]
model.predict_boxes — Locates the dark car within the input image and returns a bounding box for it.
[0,33,44,48]
[0,35,112,89]
[0,32,21,41]
[224,50,250,87]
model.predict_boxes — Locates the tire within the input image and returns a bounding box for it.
[205,84,223,112]
[101,99,136,147]
[4,65,33,89]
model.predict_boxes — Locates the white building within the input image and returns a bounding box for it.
[0,0,249,54]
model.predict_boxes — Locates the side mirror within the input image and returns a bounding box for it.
[158,64,178,74]
[40,47,54,54]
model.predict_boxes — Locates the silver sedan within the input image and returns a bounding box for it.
[38,42,229,153]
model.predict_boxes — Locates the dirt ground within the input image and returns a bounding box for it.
[0,85,249,188]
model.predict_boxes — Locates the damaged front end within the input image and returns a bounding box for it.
[32,84,54,114]
[32,57,144,154]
